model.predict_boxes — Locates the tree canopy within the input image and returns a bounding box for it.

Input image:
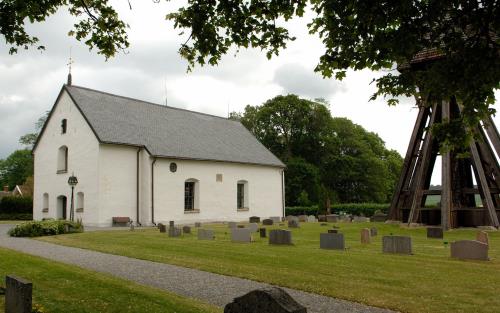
[2,1,498,150]
[233,94,403,206]
[0,149,33,189]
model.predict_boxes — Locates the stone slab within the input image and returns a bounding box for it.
[451,240,489,261]
[248,223,259,233]
[270,216,281,223]
[259,228,267,238]
[307,215,317,223]
[169,220,175,227]
[476,231,489,246]
[327,229,338,234]
[262,219,273,226]
[228,222,237,229]
[370,227,378,237]
[5,275,32,313]
[159,224,166,233]
[382,236,412,255]
[168,226,182,237]
[197,229,215,240]
[231,228,253,243]
[326,215,338,223]
[361,228,371,244]
[427,227,443,239]
[183,226,191,234]
[298,215,308,222]
[224,287,307,313]
[353,216,370,223]
[318,215,326,222]
[288,219,300,228]
[249,216,260,223]
[371,213,388,222]
[320,233,345,250]
[269,230,292,245]
[195,222,202,228]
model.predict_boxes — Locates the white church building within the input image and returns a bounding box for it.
[33,84,285,226]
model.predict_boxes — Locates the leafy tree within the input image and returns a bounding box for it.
[0,150,33,189]
[19,111,49,148]
[240,95,403,205]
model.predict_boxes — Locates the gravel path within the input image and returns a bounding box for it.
[0,225,395,313]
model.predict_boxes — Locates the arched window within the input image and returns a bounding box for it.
[237,180,249,210]
[57,146,68,173]
[76,192,84,212]
[61,119,67,134]
[184,178,199,212]
[42,193,49,213]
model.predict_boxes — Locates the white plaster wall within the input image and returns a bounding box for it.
[153,159,283,224]
[33,90,100,224]
[97,144,139,226]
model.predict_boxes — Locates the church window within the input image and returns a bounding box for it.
[184,179,199,212]
[57,146,68,173]
[61,119,67,134]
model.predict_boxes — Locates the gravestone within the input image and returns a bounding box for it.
[228,222,237,229]
[320,223,328,226]
[159,224,167,233]
[451,240,489,261]
[318,215,326,222]
[195,222,202,228]
[183,226,191,234]
[307,215,317,223]
[269,230,292,245]
[248,223,259,233]
[327,229,338,234]
[326,215,338,223]
[270,216,281,223]
[169,220,175,227]
[224,287,307,313]
[298,215,308,222]
[168,226,182,237]
[260,228,267,238]
[382,236,412,255]
[231,228,253,243]
[476,231,489,246]
[249,216,260,223]
[320,233,345,250]
[198,229,215,240]
[353,216,370,223]
[286,216,296,222]
[288,219,300,228]
[361,228,371,244]
[5,275,32,313]
[427,227,443,239]
[371,213,388,222]
[370,227,378,237]
[262,219,274,226]
[340,215,352,223]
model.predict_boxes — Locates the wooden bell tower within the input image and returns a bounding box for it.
[388,50,500,230]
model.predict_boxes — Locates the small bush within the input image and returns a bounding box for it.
[0,196,33,214]
[8,220,83,237]
[286,203,389,217]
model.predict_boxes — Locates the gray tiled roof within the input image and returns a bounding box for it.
[65,85,284,167]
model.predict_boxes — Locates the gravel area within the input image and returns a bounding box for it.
[0,224,395,313]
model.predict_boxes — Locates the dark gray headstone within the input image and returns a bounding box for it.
[262,219,274,226]
[371,213,388,222]
[269,230,292,245]
[195,222,202,228]
[370,227,378,237]
[5,275,32,313]
[326,215,338,223]
[451,240,489,261]
[159,223,166,233]
[260,228,267,238]
[327,229,338,234]
[427,227,443,239]
[231,228,252,243]
[169,220,175,227]
[320,233,345,250]
[224,287,307,313]
[198,229,215,240]
[382,236,412,255]
[249,216,260,223]
[288,219,300,228]
[318,215,326,222]
[183,226,191,234]
[168,226,182,237]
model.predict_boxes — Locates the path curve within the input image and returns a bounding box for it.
[0,225,395,313]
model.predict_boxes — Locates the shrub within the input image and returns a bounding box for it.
[0,196,33,214]
[0,213,33,220]
[8,219,83,237]
[286,203,389,217]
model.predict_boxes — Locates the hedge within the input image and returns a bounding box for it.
[0,213,33,220]
[286,203,389,217]
[8,219,84,237]
[0,196,33,214]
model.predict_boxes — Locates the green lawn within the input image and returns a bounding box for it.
[37,222,500,313]
[0,247,220,313]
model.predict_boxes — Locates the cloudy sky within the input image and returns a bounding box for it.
[1,1,499,183]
